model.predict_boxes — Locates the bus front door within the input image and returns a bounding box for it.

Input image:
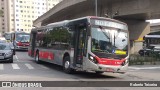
[74,24,87,66]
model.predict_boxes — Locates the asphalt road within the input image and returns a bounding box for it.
[0,51,159,90]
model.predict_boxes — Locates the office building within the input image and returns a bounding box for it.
[0,0,62,34]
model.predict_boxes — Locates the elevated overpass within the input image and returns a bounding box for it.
[150,23,160,32]
[33,0,160,53]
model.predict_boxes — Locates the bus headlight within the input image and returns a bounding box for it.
[121,59,128,66]
[88,54,98,64]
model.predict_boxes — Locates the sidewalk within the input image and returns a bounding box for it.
[128,65,160,70]
[129,61,160,65]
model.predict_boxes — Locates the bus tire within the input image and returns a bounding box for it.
[63,56,73,74]
[35,51,41,64]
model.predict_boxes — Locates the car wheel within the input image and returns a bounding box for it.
[9,56,13,63]
[35,51,41,64]
[63,56,74,74]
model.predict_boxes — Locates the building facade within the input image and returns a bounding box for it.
[0,0,62,34]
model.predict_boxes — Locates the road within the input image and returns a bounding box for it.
[0,51,159,90]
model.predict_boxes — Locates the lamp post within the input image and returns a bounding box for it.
[95,0,97,16]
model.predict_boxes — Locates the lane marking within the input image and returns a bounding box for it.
[37,64,49,69]
[12,64,20,69]
[0,64,4,70]
[15,55,19,61]
[25,63,34,69]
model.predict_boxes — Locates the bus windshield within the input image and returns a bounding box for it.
[16,33,30,42]
[91,27,128,59]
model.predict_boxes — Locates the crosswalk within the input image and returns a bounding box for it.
[0,63,49,70]
[0,64,4,70]
[25,63,34,69]
[12,64,20,69]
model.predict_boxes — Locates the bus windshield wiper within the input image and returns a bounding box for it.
[99,26,110,41]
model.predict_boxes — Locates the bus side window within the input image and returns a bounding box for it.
[68,25,75,48]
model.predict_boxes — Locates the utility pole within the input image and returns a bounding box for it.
[95,0,97,16]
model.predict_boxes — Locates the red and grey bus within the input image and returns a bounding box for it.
[4,32,11,40]
[28,16,129,74]
[10,31,30,50]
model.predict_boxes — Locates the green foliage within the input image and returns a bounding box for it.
[45,27,71,44]
[129,54,160,65]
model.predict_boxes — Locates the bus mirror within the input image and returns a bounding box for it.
[87,30,90,36]
[99,26,103,30]
[87,26,90,36]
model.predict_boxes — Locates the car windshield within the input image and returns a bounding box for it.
[0,40,7,43]
[91,27,128,59]
[0,44,10,50]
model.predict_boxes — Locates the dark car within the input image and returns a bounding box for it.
[0,43,15,63]
[152,46,160,55]
[138,49,151,56]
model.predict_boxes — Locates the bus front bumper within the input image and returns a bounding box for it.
[16,46,28,50]
[96,63,128,73]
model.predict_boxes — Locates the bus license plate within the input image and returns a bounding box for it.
[106,68,114,72]
[0,56,4,59]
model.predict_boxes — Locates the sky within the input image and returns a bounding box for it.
[146,19,160,23]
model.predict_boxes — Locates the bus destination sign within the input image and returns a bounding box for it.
[91,19,127,30]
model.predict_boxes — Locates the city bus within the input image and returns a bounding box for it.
[4,32,11,40]
[10,31,30,50]
[139,31,160,56]
[28,16,129,74]
[144,31,160,48]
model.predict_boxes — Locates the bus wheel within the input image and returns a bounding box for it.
[63,56,73,74]
[35,52,41,63]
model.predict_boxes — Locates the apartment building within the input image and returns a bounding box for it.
[0,0,62,34]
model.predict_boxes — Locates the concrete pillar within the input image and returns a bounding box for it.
[33,22,42,27]
[123,20,150,54]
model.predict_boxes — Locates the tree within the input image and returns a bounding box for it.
[0,10,3,17]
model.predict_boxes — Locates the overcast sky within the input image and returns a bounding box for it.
[146,19,160,23]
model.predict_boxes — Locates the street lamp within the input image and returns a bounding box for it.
[95,0,97,16]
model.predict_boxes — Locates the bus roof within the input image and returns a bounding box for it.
[32,16,127,31]
[147,31,160,35]
[145,31,160,38]
[145,35,160,38]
